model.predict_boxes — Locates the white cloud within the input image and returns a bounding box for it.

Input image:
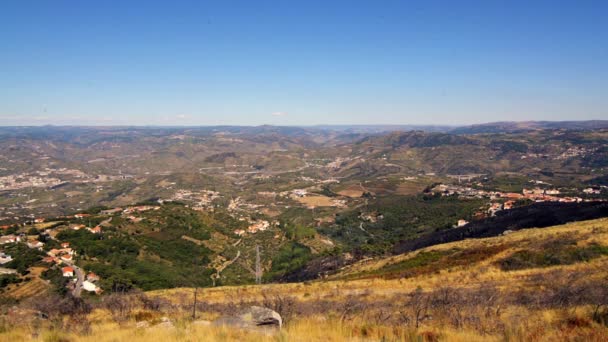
[272,112,287,117]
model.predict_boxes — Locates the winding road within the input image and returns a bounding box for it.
[63,260,84,297]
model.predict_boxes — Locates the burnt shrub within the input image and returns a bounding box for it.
[261,290,297,324]
[498,243,608,271]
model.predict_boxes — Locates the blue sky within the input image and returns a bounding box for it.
[1,1,607,126]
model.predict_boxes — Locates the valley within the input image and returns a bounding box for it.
[1,124,607,341]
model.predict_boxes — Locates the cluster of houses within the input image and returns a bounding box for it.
[433,183,605,204]
[359,211,384,223]
[583,187,603,195]
[501,190,583,203]
[43,242,75,264]
[487,201,516,216]
[68,205,161,224]
[234,219,274,236]
[70,224,102,234]
[170,189,221,210]
[0,173,64,191]
[0,234,22,245]
[0,230,103,294]
[61,266,102,294]
[47,243,103,294]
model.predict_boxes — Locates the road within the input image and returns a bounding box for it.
[64,260,84,297]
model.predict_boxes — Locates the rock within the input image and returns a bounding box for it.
[157,321,174,328]
[156,316,174,328]
[193,320,212,326]
[244,306,282,328]
[214,306,282,330]
[136,321,150,328]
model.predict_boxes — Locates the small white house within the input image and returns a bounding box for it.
[0,253,12,265]
[457,219,469,227]
[27,241,44,249]
[82,280,98,292]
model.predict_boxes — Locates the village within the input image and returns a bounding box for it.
[0,203,174,297]
[431,181,606,204]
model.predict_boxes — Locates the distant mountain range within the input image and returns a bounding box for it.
[312,120,608,134]
[449,120,608,134]
[1,120,606,136]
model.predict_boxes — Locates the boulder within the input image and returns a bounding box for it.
[156,316,174,328]
[193,320,212,326]
[214,306,282,330]
[135,321,150,328]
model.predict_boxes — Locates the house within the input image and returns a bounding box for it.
[74,213,91,219]
[583,188,601,195]
[457,219,469,227]
[126,215,143,223]
[26,240,44,249]
[49,248,73,258]
[292,189,307,197]
[34,218,45,223]
[82,280,98,292]
[87,226,102,234]
[71,224,85,230]
[123,205,159,214]
[0,234,20,244]
[503,200,515,210]
[42,256,58,264]
[234,229,246,236]
[61,242,70,248]
[47,248,60,257]
[60,248,74,255]
[100,207,123,215]
[87,272,100,282]
[60,254,73,262]
[489,202,502,210]
[0,253,12,265]
[62,266,74,277]
[247,220,270,234]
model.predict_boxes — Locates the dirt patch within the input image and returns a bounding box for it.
[296,196,337,207]
[395,181,426,195]
[261,208,281,217]
[336,184,366,198]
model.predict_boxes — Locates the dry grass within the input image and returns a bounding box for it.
[336,185,365,198]
[2,308,607,342]
[394,180,428,195]
[296,195,338,208]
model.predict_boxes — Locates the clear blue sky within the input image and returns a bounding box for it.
[1,1,607,126]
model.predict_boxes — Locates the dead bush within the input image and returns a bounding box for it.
[103,293,136,323]
[338,295,366,323]
[405,287,431,328]
[261,290,297,324]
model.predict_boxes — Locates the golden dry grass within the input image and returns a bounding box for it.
[2,308,606,342]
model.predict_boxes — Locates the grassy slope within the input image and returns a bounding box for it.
[3,218,608,341]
